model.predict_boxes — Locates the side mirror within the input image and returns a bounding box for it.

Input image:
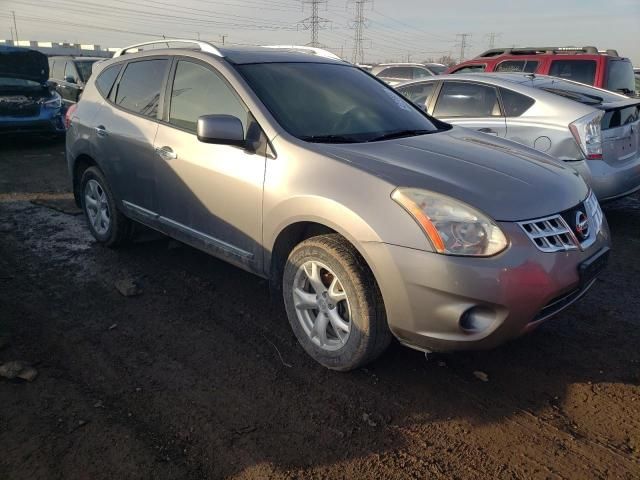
[197,114,245,147]
[65,75,77,84]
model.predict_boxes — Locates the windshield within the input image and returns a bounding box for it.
[0,77,41,88]
[533,77,626,106]
[606,60,636,96]
[237,62,440,143]
[75,60,97,82]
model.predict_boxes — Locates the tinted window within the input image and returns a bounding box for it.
[64,61,77,82]
[75,60,96,82]
[169,60,247,133]
[52,60,65,80]
[378,67,412,79]
[433,81,501,117]
[412,67,433,79]
[451,64,486,74]
[238,63,439,143]
[426,65,447,75]
[95,64,122,98]
[495,60,539,73]
[398,82,436,109]
[533,77,624,105]
[606,60,636,95]
[115,59,168,118]
[499,88,535,117]
[549,60,596,85]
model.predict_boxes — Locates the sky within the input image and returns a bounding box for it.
[0,0,638,65]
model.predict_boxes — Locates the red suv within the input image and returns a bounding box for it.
[446,46,637,97]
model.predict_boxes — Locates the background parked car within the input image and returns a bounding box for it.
[635,68,640,94]
[396,73,640,202]
[446,46,637,97]
[371,62,446,85]
[0,45,65,137]
[48,56,102,107]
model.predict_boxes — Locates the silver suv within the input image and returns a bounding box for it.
[66,40,611,371]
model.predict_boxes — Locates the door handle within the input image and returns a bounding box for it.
[155,146,177,160]
[477,128,498,136]
[95,125,108,137]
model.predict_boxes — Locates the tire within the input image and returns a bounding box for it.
[283,234,392,371]
[80,166,132,247]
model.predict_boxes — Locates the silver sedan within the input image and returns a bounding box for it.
[396,73,640,201]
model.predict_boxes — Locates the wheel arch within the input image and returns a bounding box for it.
[71,154,98,207]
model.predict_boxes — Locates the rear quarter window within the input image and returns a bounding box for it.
[499,88,535,117]
[548,60,597,85]
[451,64,486,74]
[95,64,122,99]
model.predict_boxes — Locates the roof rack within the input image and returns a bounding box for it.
[475,46,610,58]
[112,39,223,58]
[262,45,342,61]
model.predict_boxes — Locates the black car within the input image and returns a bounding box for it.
[0,46,65,136]
[48,56,102,107]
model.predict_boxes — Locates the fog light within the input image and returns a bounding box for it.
[459,307,495,334]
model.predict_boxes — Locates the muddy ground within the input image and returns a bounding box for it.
[1,137,639,480]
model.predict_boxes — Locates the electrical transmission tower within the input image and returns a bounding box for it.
[486,32,501,49]
[349,0,372,64]
[455,33,472,63]
[299,0,330,47]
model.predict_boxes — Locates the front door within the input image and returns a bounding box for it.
[430,80,507,137]
[153,59,266,270]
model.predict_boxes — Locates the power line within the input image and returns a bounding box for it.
[455,33,471,63]
[486,32,501,49]
[349,0,372,64]
[298,0,330,47]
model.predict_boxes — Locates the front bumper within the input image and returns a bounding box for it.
[0,113,65,135]
[362,219,611,352]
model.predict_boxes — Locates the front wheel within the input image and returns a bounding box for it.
[283,234,391,371]
[80,166,132,247]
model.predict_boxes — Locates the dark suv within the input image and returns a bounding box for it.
[48,56,102,107]
[447,46,637,97]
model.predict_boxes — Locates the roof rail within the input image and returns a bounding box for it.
[476,46,600,58]
[112,39,223,58]
[262,45,342,61]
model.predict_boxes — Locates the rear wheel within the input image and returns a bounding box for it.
[80,166,132,247]
[283,234,391,371]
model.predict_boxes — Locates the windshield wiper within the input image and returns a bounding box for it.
[299,134,359,144]
[367,129,432,142]
[615,88,635,96]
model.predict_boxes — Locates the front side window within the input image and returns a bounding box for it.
[398,82,436,109]
[433,81,501,117]
[451,64,486,74]
[238,62,439,143]
[75,61,97,82]
[549,60,597,85]
[95,64,122,99]
[64,61,77,82]
[52,60,65,80]
[115,59,168,118]
[499,88,535,117]
[169,60,247,133]
[495,60,539,73]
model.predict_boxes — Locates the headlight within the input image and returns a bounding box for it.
[392,188,508,256]
[42,92,62,109]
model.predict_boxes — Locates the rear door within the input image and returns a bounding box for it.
[153,58,266,269]
[95,57,170,214]
[430,80,507,136]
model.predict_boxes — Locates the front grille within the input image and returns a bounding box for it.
[519,191,603,253]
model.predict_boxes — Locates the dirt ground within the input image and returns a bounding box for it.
[1,137,639,480]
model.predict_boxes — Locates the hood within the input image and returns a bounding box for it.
[319,127,588,222]
[0,46,49,84]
